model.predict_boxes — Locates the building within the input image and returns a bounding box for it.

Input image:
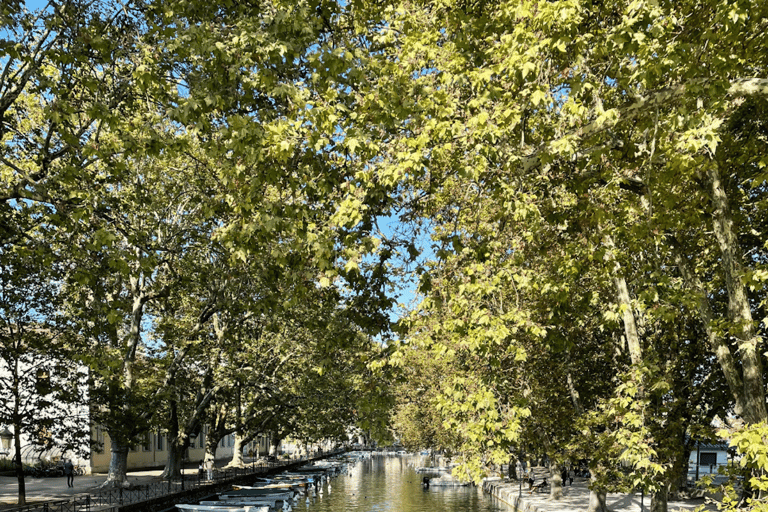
[688,441,731,482]
[89,426,276,473]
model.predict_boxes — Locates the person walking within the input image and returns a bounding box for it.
[204,458,214,481]
[63,459,74,488]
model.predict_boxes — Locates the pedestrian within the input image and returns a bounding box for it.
[561,467,567,485]
[198,460,204,480]
[204,458,214,481]
[63,459,74,488]
[527,469,535,490]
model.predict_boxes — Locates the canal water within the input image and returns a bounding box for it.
[302,454,511,512]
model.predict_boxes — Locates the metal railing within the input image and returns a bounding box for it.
[0,496,108,512]
[1,451,343,512]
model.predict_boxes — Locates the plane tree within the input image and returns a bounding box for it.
[341,1,768,509]
[58,124,220,487]
[0,0,145,213]
[0,210,89,505]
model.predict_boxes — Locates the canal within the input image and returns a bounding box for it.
[303,454,511,512]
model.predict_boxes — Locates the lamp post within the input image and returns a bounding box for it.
[0,427,12,459]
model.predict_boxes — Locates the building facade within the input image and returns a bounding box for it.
[89,426,275,473]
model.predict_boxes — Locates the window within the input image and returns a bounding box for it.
[93,426,105,454]
[199,432,205,449]
[157,434,164,451]
[143,433,151,451]
[699,452,717,466]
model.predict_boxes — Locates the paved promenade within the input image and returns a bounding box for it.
[484,475,718,512]
[0,466,199,509]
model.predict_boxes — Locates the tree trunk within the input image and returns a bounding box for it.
[665,431,690,497]
[650,488,667,512]
[162,441,185,481]
[706,163,768,425]
[102,443,131,488]
[550,463,564,499]
[604,234,643,366]
[269,435,281,457]
[227,433,245,468]
[587,466,610,512]
[11,362,25,506]
[101,281,145,489]
[13,424,25,505]
[161,400,188,480]
[672,242,747,418]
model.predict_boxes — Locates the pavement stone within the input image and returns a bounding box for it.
[483,474,718,512]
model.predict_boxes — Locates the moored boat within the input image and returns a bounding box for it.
[200,499,286,508]
[175,505,269,512]
[219,488,294,501]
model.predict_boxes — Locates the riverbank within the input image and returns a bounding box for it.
[482,474,716,512]
[0,456,306,510]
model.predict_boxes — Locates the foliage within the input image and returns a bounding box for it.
[4,0,768,508]
[713,423,768,511]
[0,221,90,463]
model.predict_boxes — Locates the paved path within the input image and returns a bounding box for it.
[0,466,200,508]
[484,475,718,512]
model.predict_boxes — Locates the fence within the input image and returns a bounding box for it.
[0,496,103,512]
[2,451,342,512]
[687,462,730,484]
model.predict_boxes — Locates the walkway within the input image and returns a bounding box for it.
[484,474,718,512]
[0,466,199,509]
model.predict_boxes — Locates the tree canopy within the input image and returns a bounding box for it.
[2,0,768,510]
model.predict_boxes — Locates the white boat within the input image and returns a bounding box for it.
[241,481,308,490]
[200,500,282,508]
[219,491,293,502]
[175,505,268,512]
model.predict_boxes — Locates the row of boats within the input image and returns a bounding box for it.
[172,456,357,512]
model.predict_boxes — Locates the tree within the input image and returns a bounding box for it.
[343,1,768,509]
[59,122,219,487]
[0,213,88,505]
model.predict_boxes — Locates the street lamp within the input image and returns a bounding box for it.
[0,427,13,458]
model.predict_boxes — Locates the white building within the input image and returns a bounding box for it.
[688,441,731,481]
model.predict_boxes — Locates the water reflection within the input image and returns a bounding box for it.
[304,455,510,512]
